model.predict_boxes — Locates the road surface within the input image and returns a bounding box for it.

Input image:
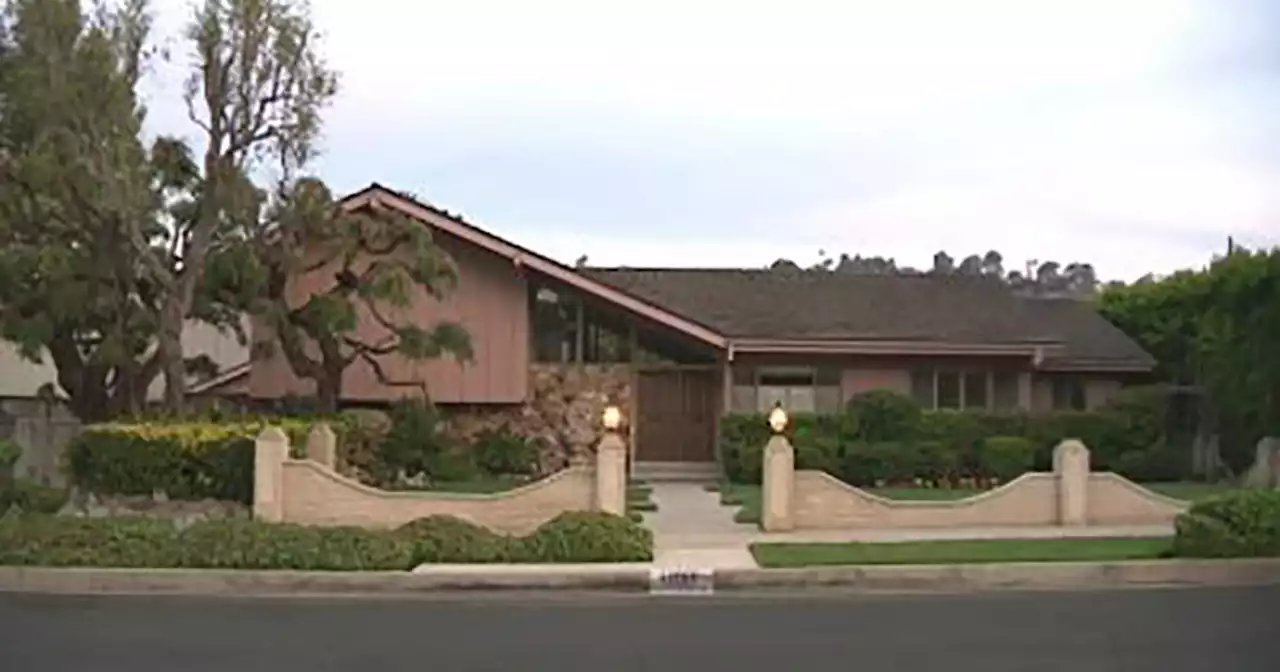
[1,586,1274,671]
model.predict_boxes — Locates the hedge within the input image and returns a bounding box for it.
[0,510,653,568]
[64,420,324,503]
[720,388,1169,485]
[1173,490,1280,559]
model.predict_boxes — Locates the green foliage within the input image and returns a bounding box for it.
[251,179,474,413]
[1173,490,1280,558]
[0,438,20,473]
[398,516,511,564]
[845,390,919,441]
[1100,247,1280,470]
[718,388,1175,486]
[63,419,321,502]
[0,511,656,567]
[1,478,68,514]
[376,398,468,483]
[517,511,654,563]
[978,437,1037,482]
[474,427,539,476]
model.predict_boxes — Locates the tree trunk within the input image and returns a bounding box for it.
[316,366,342,414]
[158,299,186,417]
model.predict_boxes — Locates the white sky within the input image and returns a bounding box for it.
[143,0,1280,281]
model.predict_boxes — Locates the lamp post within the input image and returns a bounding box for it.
[761,402,795,531]
[595,404,628,516]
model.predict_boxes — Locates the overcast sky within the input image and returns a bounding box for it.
[143,0,1279,282]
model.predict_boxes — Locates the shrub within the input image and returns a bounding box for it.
[0,509,657,568]
[179,519,413,570]
[0,438,20,475]
[1,479,68,514]
[0,515,183,567]
[845,390,919,442]
[398,515,511,564]
[1173,490,1280,558]
[519,511,653,563]
[378,398,456,483]
[474,428,539,476]
[978,436,1037,482]
[719,414,771,483]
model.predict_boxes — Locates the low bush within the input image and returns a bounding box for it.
[517,511,654,563]
[474,428,539,476]
[398,515,511,564]
[1173,490,1280,559]
[0,509,654,568]
[1,479,68,514]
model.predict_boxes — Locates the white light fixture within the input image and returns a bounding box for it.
[767,404,788,433]
[602,405,622,431]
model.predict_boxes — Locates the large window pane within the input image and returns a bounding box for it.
[1052,377,1086,410]
[530,287,576,363]
[910,370,935,408]
[936,372,961,409]
[993,372,1020,410]
[963,372,989,410]
[757,386,788,412]
[786,386,816,412]
[581,307,630,363]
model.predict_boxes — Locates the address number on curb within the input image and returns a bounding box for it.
[649,567,715,595]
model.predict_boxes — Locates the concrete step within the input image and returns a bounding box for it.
[632,461,721,483]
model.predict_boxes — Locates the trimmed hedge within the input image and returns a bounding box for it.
[0,510,654,568]
[1173,490,1280,558]
[720,388,1168,485]
[64,420,321,503]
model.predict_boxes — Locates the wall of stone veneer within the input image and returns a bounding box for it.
[445,364,633,473]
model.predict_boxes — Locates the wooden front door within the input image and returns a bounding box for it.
[635,369,718,463]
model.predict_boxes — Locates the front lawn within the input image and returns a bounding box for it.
[751,537,1174,568]
[717,481,1245,526]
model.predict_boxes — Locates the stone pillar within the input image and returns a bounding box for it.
[1053,439,1090,527]
[306,422,337,469]
[761,433,795,531]
[254,426,290,523]
[595,431,628,516]
[1243,437,1280,489]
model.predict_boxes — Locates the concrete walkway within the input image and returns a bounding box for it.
[643,482,760,569]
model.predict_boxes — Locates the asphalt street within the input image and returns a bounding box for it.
[0,586,1275,671]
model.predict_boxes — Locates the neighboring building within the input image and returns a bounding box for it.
[0,319,250,484]
[208,184,1155,468]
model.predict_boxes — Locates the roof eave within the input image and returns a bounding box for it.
[347,186,729,350]
[729,338,1055,357]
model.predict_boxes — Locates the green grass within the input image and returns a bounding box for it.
[720,481,1245,525]
[1145,483,1241,501]
[751,537,1175,568]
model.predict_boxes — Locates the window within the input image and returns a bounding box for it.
[730,366,842,413]
[1051,377,1087,410]
[530,285,634,364]
[992,372,1020,410]
[911,369,1022,411]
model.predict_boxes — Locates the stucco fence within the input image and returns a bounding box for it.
[760,436,1192,532]
[252,423,628,535]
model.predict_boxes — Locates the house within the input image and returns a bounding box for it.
[208,184,1155,470]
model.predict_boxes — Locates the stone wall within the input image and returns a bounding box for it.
[445,364,633,472]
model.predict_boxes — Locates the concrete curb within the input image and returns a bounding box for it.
[715,558,1280,593]
[1,559,1278,598]
[0,566,654,597]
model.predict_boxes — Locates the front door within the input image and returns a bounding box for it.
[635,369,718,463]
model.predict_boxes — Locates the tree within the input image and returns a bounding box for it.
[1100,247,1280,469]
[0,0,162,421]
[251,178,474,412]
[133,0,338,416]
[931,251,954,274]
[981,250,1003,278]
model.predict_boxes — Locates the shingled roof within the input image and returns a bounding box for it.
[582,268,1155,369]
